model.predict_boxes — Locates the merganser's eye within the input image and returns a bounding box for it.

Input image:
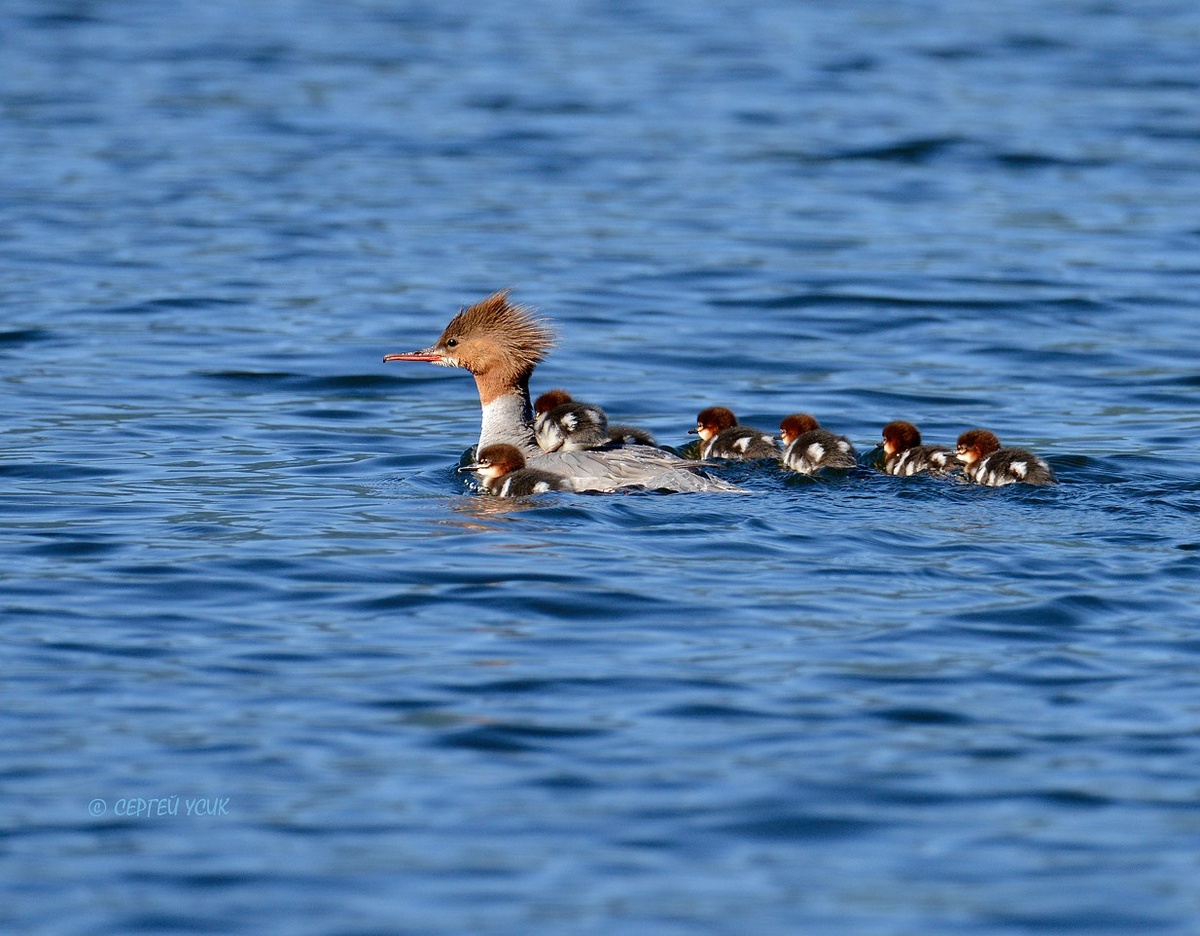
[446,338,458,348]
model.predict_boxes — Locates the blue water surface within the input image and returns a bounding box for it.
[3,1,1200,933]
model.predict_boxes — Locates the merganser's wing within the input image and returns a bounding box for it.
[530,445,744,493]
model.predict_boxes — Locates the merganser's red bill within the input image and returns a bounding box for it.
[383,350,441,362]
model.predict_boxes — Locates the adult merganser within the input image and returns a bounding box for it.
[534,389,657,449]
[779,413,857,474]
[689,406,779,460]
[458,443,573,497]
[878,420,955,477]
[384,291,738,493]
[955,428,1055,486]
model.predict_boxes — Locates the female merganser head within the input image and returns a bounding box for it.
[689,406,778,460]
[878,420,955,477]
[458,443,573,497]
[384,291,555,455]
[955,428,1055,486]
[385,292,739,493]
[778,413,857,474]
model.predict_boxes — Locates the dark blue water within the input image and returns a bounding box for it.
[4,1,1200,933]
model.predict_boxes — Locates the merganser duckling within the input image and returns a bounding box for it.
[955,428,1055,486]
[607,422,657,446]
[458,443,573,497]
[534,389,657,449]
[533,389,574,413]
[533,390,609,452]
[384,291,738,493]
[879,420,955,477]
[779,413,857,474]
[689,406,779,460]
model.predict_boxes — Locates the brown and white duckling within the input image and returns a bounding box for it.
[533,389,609,452]
[533,389,656,450]
[605,422,657,447]
[459,443,574,497]
[779,413,857,474]
[878,420,955,476]
[955,429,1055,486]
[689,406,779,460]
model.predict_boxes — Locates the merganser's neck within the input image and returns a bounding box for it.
[476,372,539,456]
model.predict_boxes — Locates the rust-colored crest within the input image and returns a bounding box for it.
[437,290,556,375]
